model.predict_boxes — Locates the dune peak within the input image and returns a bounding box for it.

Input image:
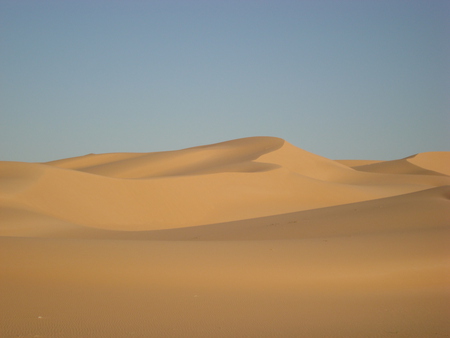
[1,136,449,337]
[2,136,449,232]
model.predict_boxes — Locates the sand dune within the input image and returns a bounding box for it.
[45,136,286,178]
[2,137,448,231]
[336,159,384,167]
[1,136,449,337]
[404,151,450,175]
[350,154,449,176]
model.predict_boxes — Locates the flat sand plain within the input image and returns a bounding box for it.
[1,137,449,337]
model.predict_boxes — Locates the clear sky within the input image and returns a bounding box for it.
[1,0,448,162]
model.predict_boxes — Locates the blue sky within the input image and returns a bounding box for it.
[1,0,448,162]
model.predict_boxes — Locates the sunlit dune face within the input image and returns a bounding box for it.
[1,137,449,337]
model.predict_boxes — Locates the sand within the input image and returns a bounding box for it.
[1,136,449,337]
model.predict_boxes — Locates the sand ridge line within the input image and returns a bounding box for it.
[1,137,449,232]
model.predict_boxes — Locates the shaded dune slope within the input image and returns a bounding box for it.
[1,137,450,337]
[404,152,450,176]
[336,159,384,167]
[45,136,286,178]
[1,136,449,232]
[2,185,447,240]
[351,154,449,176]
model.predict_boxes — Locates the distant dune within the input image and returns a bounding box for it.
[1,137,449,337]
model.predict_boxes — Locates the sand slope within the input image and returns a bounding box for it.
[2,137,449,231]
[1,137,449,337]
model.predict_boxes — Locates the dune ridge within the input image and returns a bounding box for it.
[1,136,449,337]
[2,137,449,231]
[2,185,447,241]
[45,136,286,178]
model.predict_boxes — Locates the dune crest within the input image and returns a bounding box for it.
[2,137,450,232]
[406,151,450,176]
[1,137,449,337]
[46,136,286,178]
[3,137,449,231]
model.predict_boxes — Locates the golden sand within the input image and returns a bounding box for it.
[1,137,449,337]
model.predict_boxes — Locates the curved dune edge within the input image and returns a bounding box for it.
[45,136,286,178]
[337,152,450,176]
[1,185,448,240]
[406,151,450,176]
[1,137,449,337]
[1,136,450,232]
[335,159,384,167]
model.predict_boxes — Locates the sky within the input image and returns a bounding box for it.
[1,0,448,162]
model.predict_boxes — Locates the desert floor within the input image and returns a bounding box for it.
[1,137,449,337]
